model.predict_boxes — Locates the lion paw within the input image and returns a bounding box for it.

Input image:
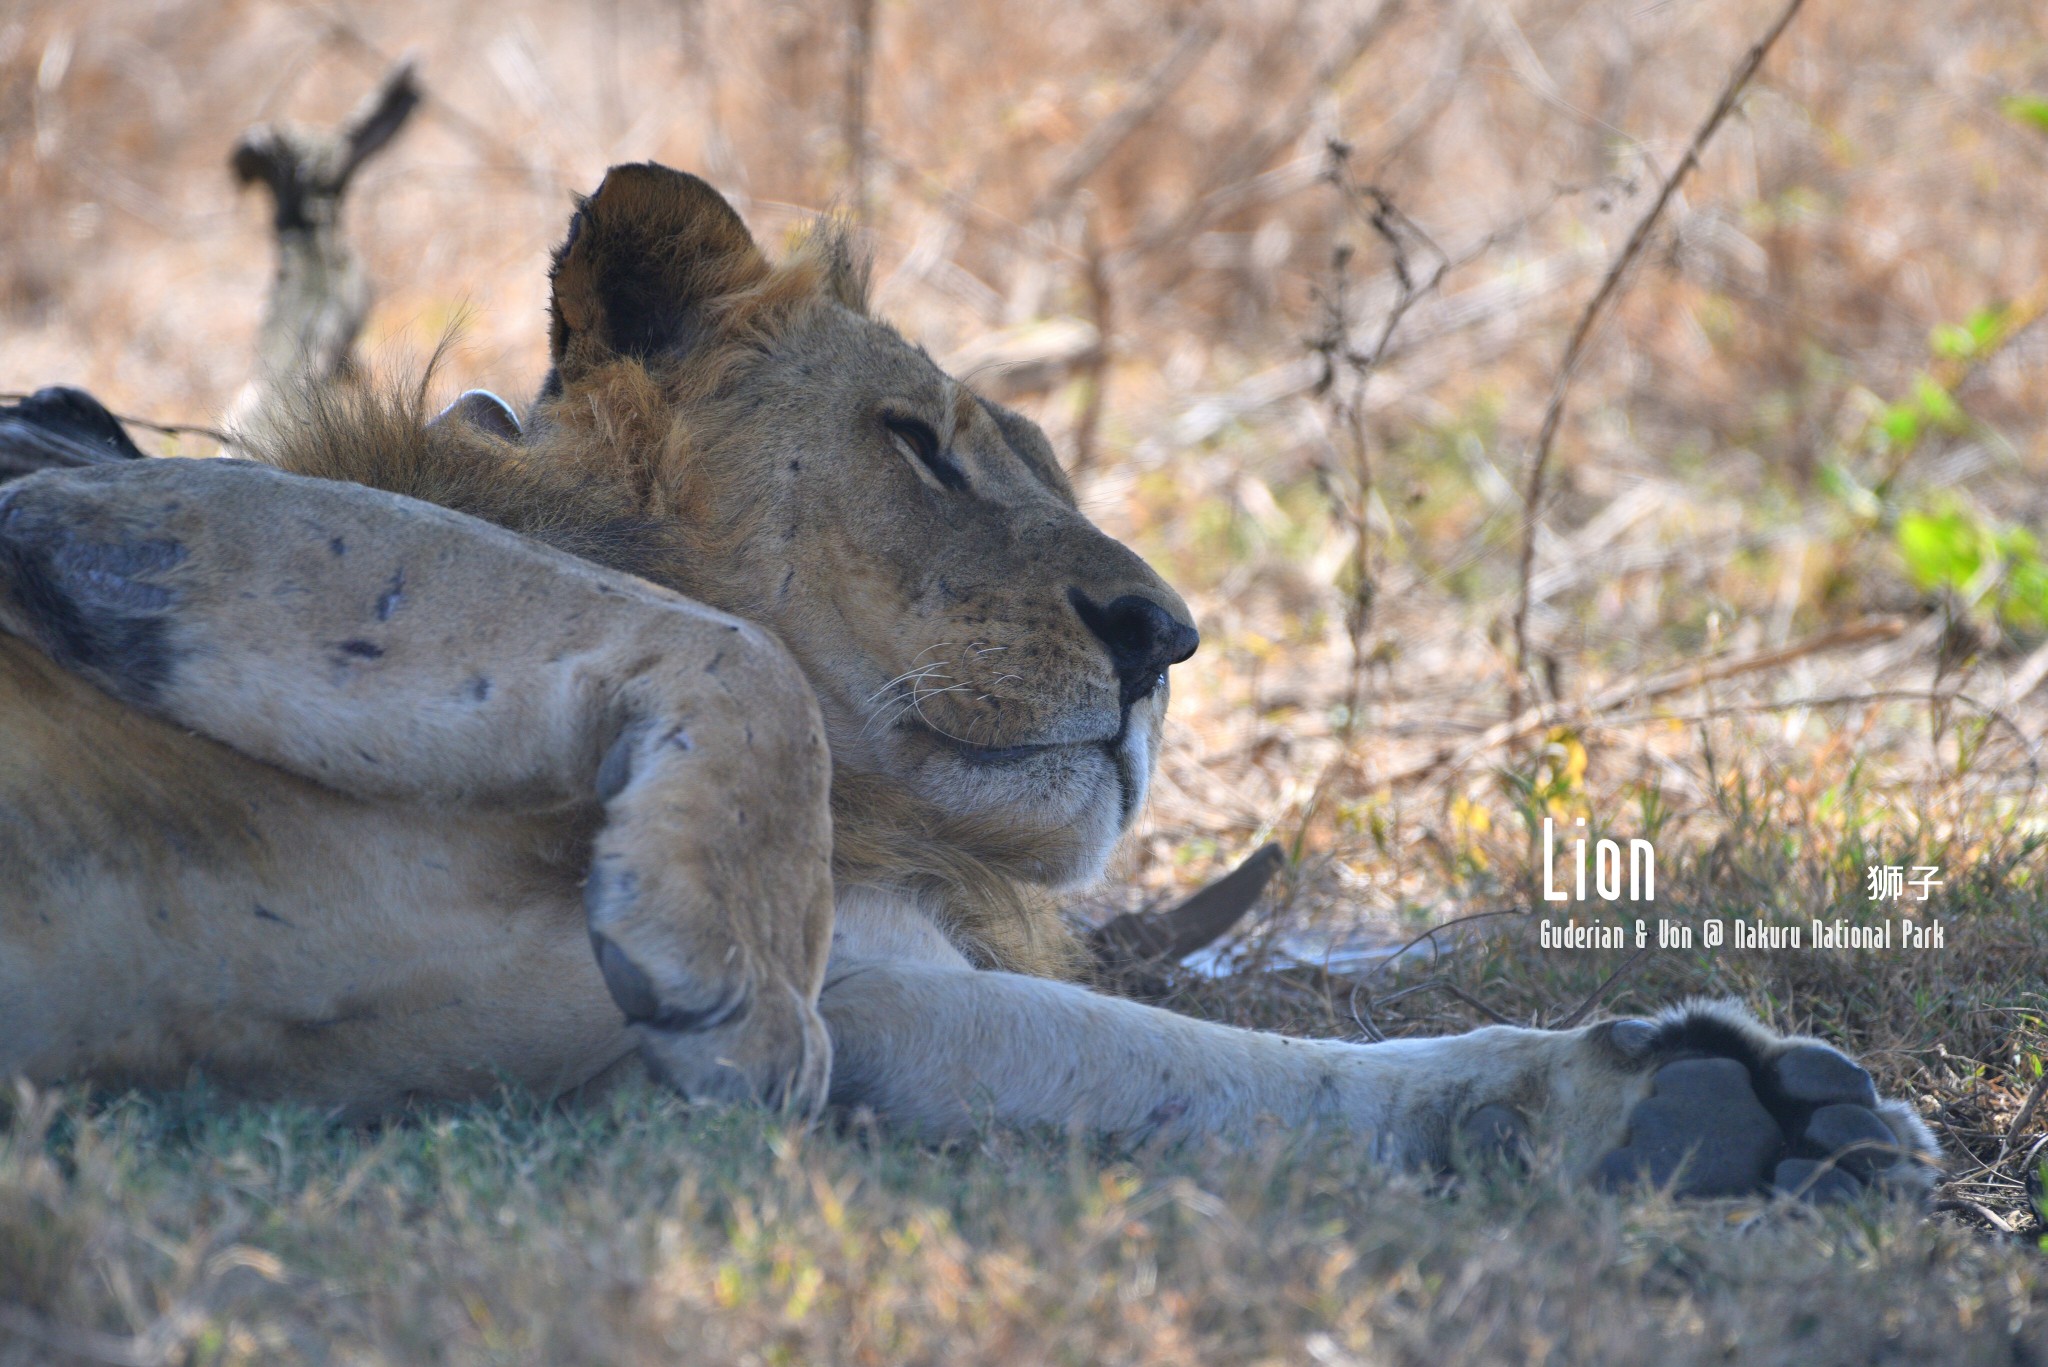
[1590,1004,1937,1202]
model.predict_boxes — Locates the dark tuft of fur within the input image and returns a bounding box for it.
[0,486,179,705]
[0,388,147,485]
[1644,1007,1774,1075]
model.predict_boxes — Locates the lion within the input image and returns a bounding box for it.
[0,163,1935,1202]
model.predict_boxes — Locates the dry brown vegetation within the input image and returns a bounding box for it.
[5,0,2048,1361]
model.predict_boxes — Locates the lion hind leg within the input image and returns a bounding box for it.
[0,457,836,1114]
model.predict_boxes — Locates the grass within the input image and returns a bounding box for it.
[5,830,2045,1366]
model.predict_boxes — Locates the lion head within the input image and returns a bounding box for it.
[272,163,1196,973]
[535,165,1196,889]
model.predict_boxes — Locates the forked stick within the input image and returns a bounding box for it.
[229,59,422,409]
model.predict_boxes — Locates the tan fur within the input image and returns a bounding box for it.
[246,170,1114,976]
[0,165,1936,1199]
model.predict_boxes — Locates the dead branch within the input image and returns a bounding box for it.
[1998,1069,2048,1162]
[1548,944,1650,1029]
[1123,0,1405,261]
[1090,843,1283,984]
[1508,0,1810,702]
[1072,202,1113,474]
[843,0,876,226]
[1346,905,1534,1042]
[1031,15,1222,222]
[1382,614,1904,788]
[1288,161,1452,851]
[317,15,554,187]
[229,58,421,407]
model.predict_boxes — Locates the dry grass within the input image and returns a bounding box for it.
[5,0,2048,1359]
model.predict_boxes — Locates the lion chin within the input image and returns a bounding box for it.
[886,685,1165,892]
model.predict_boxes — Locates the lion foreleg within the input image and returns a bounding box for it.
[817,958,1523,1163]
[818,961,1940,1197]
[0,458,837,1112]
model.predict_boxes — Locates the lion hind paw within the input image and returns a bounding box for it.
[1592,1000,1939,1202]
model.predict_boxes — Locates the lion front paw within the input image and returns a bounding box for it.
[1589,1003,1938,1202]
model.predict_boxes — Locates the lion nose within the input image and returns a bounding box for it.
[1067,588,1200,707]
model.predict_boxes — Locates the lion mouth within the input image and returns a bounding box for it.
[902,714,1123,765]
[946,738,1057,765]
[916,728,1104,766]
[910,718,1145,823]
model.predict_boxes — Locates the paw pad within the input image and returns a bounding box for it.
[1594,1020,1925,1203]
[1797,1103,1896,1181]
[1595,1057,1782,1197]
[1768,1043,1879,1109]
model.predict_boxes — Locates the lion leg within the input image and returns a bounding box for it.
[0,457,836,1112]
[819,932,1937,1198]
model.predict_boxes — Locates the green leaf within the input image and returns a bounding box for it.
[1930,322,1977,360]
[2003,559,2048,631]
[2003,94,2048,135]
[1913,374,1965,432]
[1929,308,2007,362]
[1968,306,2007,350]
[1896,508,1986,592]
[1877,401,1921,450]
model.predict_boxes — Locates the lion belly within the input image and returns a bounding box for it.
[0,635,634,1111]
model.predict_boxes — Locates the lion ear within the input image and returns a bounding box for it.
[545,163,768,384]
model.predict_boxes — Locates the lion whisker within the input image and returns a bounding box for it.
[907,692,984,747]
[865,663,952,706]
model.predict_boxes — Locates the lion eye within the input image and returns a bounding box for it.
[883,414,967,491]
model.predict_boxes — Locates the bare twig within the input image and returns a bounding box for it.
[316,15,558,188]
[1031,15,1222,222]
[1348,946,1529,1043]
[843,0,876,227]
[1930,1198,2018,1234]
[1291,157,1453,852]
[1124,0,1404,260]
[1548,945,1650,1029]
[1383,614,1902,788]
[1347,977,1387,1042]
[230,58,421,399]
[1588,687,2041,795]
[0,391,231,446]
[1375,977,1519,1024]
[1508,0,1810,701]
[1999,1068,2048,1162]
[1352,904,1531,1000]
[1072,202,1113,474]
[1350,974,1521,1041]
[1335,901,1531,1041]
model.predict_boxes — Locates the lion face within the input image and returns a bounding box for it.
[539,165,1197,888]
